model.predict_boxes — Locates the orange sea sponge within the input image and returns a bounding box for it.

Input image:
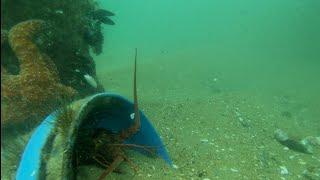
[1,20,77,127]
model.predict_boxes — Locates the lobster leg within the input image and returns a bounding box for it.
[124,156,139,173]
[98,156,124,180]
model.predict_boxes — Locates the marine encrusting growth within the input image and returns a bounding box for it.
[1,20,77,127]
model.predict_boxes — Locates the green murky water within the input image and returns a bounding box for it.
[2,0,320,179]
[94,0,320,179]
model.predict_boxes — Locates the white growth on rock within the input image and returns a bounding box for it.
[84,74,97,88]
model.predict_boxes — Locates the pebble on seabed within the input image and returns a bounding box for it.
[201,139,209,143]
[230,168,239,173]
[172,164,179,169]
[280,166,289,175]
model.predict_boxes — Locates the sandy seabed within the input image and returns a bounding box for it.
[75,91,320,179]
[92,59,320,179]
[2,59,319,180]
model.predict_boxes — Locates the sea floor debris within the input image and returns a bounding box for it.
[274,129,315,154]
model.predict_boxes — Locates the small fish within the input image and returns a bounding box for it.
[93,9,115,17]
[92,9,115,25]
[99,16,115,25]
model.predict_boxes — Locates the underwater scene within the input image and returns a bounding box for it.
[1,0,320,179]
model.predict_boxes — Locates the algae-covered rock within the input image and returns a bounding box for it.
[1,0,113,97]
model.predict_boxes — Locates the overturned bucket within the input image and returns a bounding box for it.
[16,92,172,179]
